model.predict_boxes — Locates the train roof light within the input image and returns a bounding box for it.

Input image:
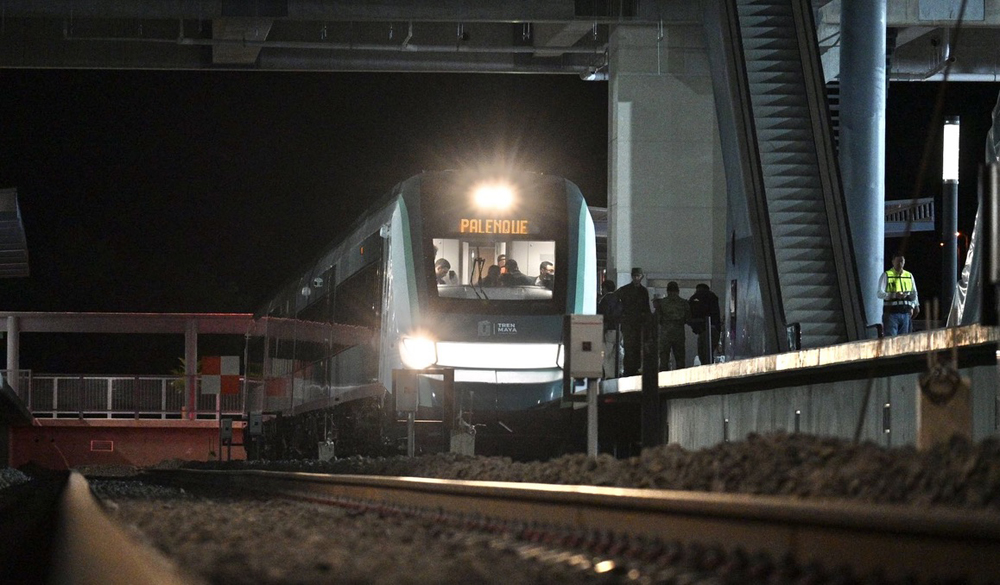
[473,182,514,210]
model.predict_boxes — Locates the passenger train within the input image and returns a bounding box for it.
[246,170,628,460]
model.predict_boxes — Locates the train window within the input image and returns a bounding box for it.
[432,237,555,301]
[334,262,382,328]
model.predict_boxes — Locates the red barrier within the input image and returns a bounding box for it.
[10,419,246,469]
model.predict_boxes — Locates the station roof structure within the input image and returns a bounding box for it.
[0,1,996,81]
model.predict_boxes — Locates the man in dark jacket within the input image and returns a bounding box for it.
[689,283,721,365]
[597,279,623,378]
[500,259,533,286]
[616,267,651,376]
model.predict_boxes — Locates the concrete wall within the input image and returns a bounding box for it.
[666,363,998,449]
[606,24,728,293]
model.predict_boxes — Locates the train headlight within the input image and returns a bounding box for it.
[400,335,438,369]
[472,182,514,209]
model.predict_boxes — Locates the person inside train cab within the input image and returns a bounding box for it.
[481,264,502,287]
[435,258,458,285]
[500,259,532,286]
[496,254,507,274]
[535,261,554,289]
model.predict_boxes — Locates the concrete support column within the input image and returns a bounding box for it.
[6,316,18,395]
[839,0,887,328]
[185,319,198,419]
[607,24,726,291]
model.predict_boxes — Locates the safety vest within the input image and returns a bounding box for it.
[884,269,914,307]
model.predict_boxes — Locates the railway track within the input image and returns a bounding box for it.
[4,468,998,583]
[148,468,1000,584]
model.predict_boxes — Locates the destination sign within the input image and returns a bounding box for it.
[459,218,529,235]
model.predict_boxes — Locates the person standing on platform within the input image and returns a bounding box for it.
[689,283,721,365]
[877,253,920,336]
[598,279,624,378]
[656,281,693,370]
[617,267,651,376]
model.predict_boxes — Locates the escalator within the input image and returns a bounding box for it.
[709,0,866,350]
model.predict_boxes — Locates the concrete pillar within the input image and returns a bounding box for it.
[839,0,887,328]
[6,316,18,395]
[607,24,727,293]
[185,319,198,419]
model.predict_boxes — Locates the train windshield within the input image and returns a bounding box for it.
[433,237,556,301]
[420,173,567,311]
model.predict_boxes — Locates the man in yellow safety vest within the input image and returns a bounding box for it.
[877,253,920,336]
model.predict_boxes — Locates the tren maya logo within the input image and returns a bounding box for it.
[478,321,518,336]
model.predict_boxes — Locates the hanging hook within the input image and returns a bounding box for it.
[402,21,412,49]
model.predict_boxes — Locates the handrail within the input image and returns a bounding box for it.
[2,371,245,420]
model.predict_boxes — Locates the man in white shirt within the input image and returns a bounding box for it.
[877,254,919,336]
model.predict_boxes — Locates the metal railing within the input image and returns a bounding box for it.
[3,370,245,419]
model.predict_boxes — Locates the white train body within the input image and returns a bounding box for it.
[251,170,596,457]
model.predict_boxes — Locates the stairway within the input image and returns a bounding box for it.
[732,0,864,348]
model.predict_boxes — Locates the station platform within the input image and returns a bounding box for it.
[606,324,998,397]
[601,324,999,449]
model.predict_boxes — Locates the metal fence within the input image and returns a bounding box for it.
[3,370,245,419]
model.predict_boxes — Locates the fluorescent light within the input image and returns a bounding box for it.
[943,117,960,182]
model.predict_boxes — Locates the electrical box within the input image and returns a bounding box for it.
[394,369,419,411]
[248,413,263,436]
[220,418,233,442]
[566,314,605,378]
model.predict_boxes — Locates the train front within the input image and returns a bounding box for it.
[394,171,596,459]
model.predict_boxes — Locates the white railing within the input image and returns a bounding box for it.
[3,371,246,419]
[885,197,935,236]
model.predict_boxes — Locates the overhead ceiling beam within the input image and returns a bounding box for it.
[212,17,273,65]
[0,1,583,23]
[532,21,595,57]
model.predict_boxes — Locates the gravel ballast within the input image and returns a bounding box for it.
[190,432,1000,511]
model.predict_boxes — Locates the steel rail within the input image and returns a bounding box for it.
[0,471,199,584]
[154,468,1000,584]
[53,472,201,585]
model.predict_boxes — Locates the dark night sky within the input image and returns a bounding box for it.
[884,81,1000,306]
[0,69,996,372]
[0,70,609,315]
